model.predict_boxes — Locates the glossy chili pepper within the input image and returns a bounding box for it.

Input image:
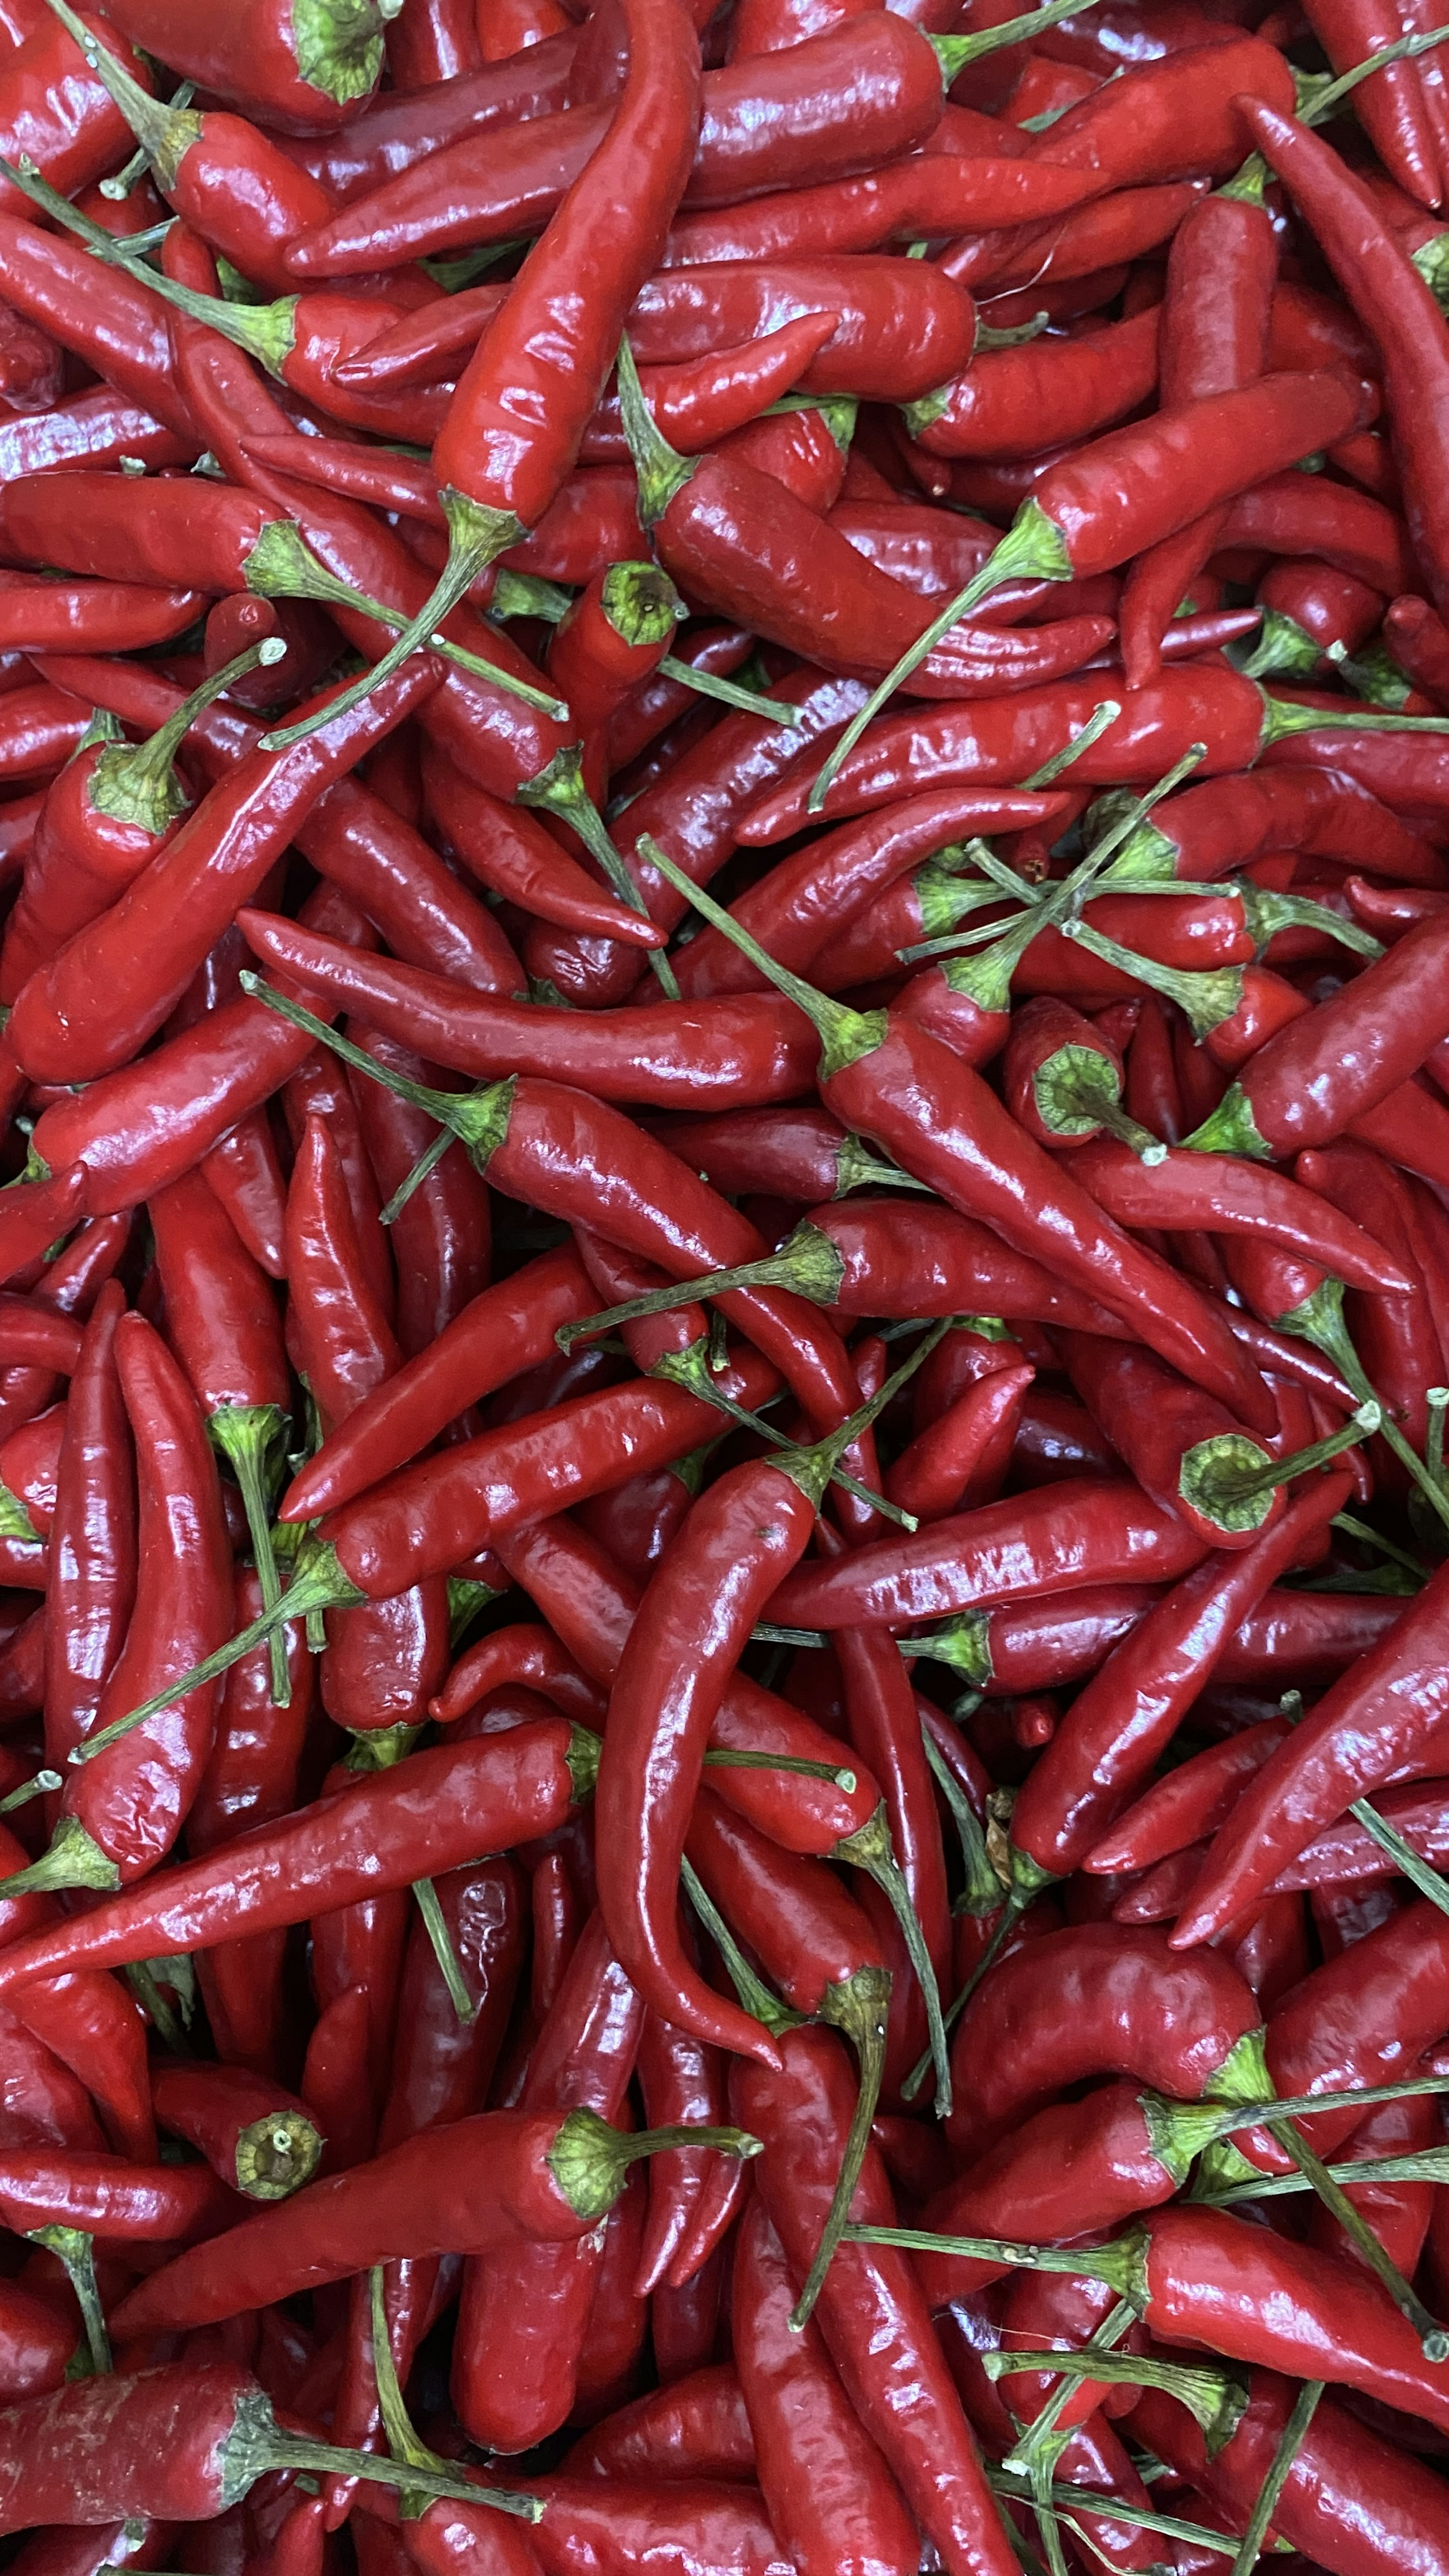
[452,1910,644,2450]
[121,2110,757,2358]
[1007,1471,1351,1896]
[288,17,964,278]
[7,1312,232,1898]
[1063,1133,1412,1289]
[289,26,574,199]
[1003,996,1158,1158]
[1118,179,1277,689]
[733,2024,1018,2576]
[390,0,482,81]
[914,303,1161,461]
[1170,1558,1449,1941]
[946,1922,1264,2163]
[0,2145,234,2247]
[886,1364,1034,1523]
[200,1112,288,1283]
[237,912,818,1112]
[1186,905,1449,1155]
[1132,2369,1449,2576]
[937,175,1201,302]
[497,1513,877,1858]
[355,1029,492,1362]
[1078,758,1446,887]
[420,744,663,952]
[96,0,391,132]
[7,664,441,1089]
[564,2362,753,2481]
[733,2190,917,2576]
[0,1722,594,1996]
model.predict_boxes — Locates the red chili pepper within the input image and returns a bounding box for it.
[7,664,440,1089]
[1064,1133,1412,1288]
[1132,2369,1449,2574]
[95,0,391,132]
[733,2190,918,2576]
[1119,178,1277,688]
[238,911,834,1112]
[0,1722,596,1998]
[912,303,1162,461]
[496,1513,877,1857]
[733,2023,1019,2576]
[563,2361,752,2480]
[1171,1561,1449,1944]
[1008,1471,1351,1894]
[452,1910,643,2450]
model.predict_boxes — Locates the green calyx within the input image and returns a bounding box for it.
[1232,875,1383,963]
[1096,816,1179,890]
[0,1812,118,1900]
[1413,231,1449,309]
[1138,2092,1239,2188]
[566,1724,603,1804]
[1256,683,1449,746]
[833,1133,934,1195]
[634,834,886,1078]
[291,0,397,108]
[1179,1401,1379,1535]
[615,336,697,526]
[1032,1043,1167,1161]
[89,641,286,838]
[598,560,685,649]
[234,2108,323,2200]
[222,2380,540,2521]
[1183,1080,1271,1159]
[525,750,678,997]
[29,2226,110,2376]
[1234,607,1321,682]
[0,1483,36,1543]
[241,972,518,1177]
[898,1612,993,1688]
[1060,914,1243,1040]
[1217,150,1269,204]
[546,2105,761,2225]
[808,498,1075,813]
[554,1218,849,1353]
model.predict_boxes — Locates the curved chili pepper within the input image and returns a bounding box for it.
[288,16,962,278]
[6,663,440,1088]
[1064,1133,1412,1289]
[96,0,391,131]
[1008,1471,1351,1894]
[8,1313,232,1898]
[1026,32,1295,185]
[452,1910,643,2451]
[1003,995,1160,1158]
[564,2361,752,2480]
[887,1363,1034,1523]
[947,1924,1264,2167]
[733,2190,918,2576]
[1172,1553,1449,1939]
[623,258,977,404]
[1185,905,1449,1156]
[1118,179,1277,689]
[0,1722,595,1995]
[497,1512,876,1857]
[732,2022,1019,2576]
[1132,2369,1449,2575]
[912,303,1160,461]
[420,744,665,951]
[237,912,818,1110]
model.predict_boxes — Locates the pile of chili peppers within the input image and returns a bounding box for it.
[10,0,1449,2571]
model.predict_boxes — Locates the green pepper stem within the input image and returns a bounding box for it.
[29,2225,110,2376]
[89,643,284,837]
[69,1541,361,1764]
[1348,1795,1449,1924]
[704,1749,857,1789]
[920,1722,1001,1916]
[680,1856,803,2041]
[1301,14,1449,120]
[1258,686,1449,743]
[522,745,678,996]
[1265,2107,1449,2358]
[658,654,803,724]
[1061,915,1244,1038]
[791,1963,891,2329]
[982,2344,1245,2452]
[208,1404,290,1707]
[555,1222,844,1350]
[1278,1277,1449,1538]
[242,973,517,1173]
[838,1803,953,2119]
[932,0,1107,75]
[257,490,524,752]
[1198,2143,1449,2205]
[635,833,880,1073]
[411,1877,477,2027]
[380,1122,455,1227]
[808,500,1077,812]
[1229,2381,1323,2576]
